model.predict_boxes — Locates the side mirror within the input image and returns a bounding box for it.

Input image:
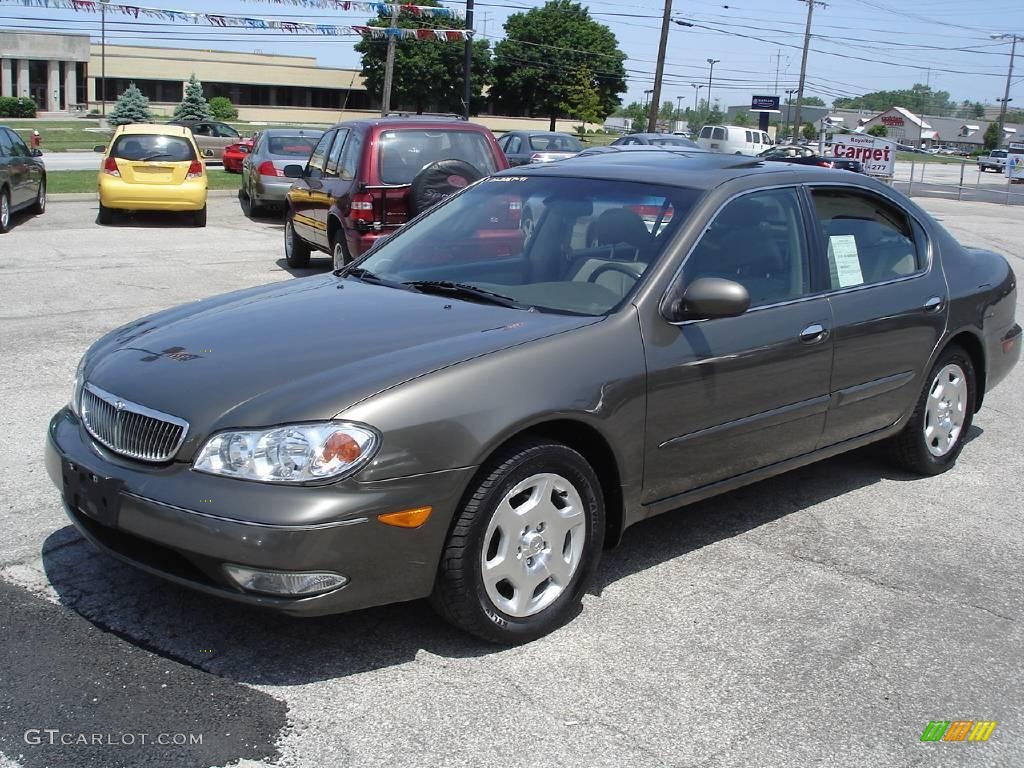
[93,145,106,153]
[30,148,43,157]
[283,164,304,179]
[664,277,750,322]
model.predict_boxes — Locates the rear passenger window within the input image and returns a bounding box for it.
[340,130,363,181]
[746,131,754,143]
[699,126,713,139]
[683,187,811,308]
[507,136,522,154]
[810,189,925,289]
[712,127,726,141]
[324,128,349,177]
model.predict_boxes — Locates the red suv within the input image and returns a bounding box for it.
[283,116,510,269]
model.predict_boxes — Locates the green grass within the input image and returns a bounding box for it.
[10,120,109,152]
[47,169,242,194]
[895,151,972,165]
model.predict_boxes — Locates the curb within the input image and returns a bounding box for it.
[49,189,240,202]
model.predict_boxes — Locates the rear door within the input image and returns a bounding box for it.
[807,185,947,446]
[316,127,350,242]
[288,129,336,249]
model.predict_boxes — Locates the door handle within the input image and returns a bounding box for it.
[799,323,829,344]
[923,296,944,313]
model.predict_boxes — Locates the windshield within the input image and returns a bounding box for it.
[355,176,702,316]
[528,134,583,152]
[267,136,320,156]
[378,129,498,185]
[992,150,1007,158]
[648,136,696,147]
[111,134,195,162]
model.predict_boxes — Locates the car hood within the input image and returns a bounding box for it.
[84,275,599,458]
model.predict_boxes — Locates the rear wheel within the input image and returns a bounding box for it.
[0,187,10,233]
[431,439,604,644]
[193,205,207,228]
[97,201,114,226]
[331,231,350,271]
[284,214,311,268]
[31,178,46,215]
[885,345,975,475]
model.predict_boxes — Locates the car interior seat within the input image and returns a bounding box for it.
[822,217,917,285]
[570,207,653,297]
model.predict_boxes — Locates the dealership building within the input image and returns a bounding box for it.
[1,30,370,123]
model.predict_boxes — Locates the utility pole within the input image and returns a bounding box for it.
[993,33,1020,130]
[462,0,474,119]
[100,0,109,117]
[676,94,683,123]
[772,48,783,95]
[785,87,798,139]
[647,0,673,132]
[706,58,720,115]
[792,0,825,141]
[380,1,400,116]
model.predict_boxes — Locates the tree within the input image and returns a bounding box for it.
[984,121,1002,152]
[733,111,751,127]
[801,121,818,142]
[492,0,627,130]
[682,100,724,135]
[799,96,826,107]
[833,83,953,116]
[867,124,888,137]
[615,101,648,131]
[108,83,153,126]
[209,96,238,121]
[561,66,603,126]
[356,2,490,115]
[174,74,212,121]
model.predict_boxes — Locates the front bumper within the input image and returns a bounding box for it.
[46,407,474,616]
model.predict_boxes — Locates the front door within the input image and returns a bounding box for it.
[642,186,834,503]
[806,186,948,446]
[2,128,35,206]
[288,129,336,249]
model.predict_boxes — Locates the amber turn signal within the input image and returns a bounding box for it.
[377,506,433,528]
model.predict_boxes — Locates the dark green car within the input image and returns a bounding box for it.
[0,125,46,233]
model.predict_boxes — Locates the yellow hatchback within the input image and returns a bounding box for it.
[97,124,208,227]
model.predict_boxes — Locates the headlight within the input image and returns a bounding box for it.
[193,422,378,484]
[69,355,86,416]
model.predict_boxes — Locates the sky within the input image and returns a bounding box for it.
[3,0,1024,113]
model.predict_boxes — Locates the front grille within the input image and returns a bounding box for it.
[81,383,188,463]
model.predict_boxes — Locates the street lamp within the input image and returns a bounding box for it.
[706,58,720,114]
[643,89,654,110]
[690,82,705,113]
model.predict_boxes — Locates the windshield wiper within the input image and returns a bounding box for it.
[139,152,173,161]
[339,266,420,291]
[403,280,530,309]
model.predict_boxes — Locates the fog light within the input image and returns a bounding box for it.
[222,564,348,596]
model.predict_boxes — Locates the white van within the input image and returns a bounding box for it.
[696,125,774,155]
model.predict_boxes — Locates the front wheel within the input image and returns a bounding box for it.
[0,187,10,233]
[284,214,311,268]
[885,345,975,475]
[431,439,605,644]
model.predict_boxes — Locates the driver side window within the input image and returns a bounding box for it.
[683,187,811,308]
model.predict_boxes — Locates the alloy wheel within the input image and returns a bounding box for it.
[332,241,346,270]
[924,363,967,457]
[480,472,586,618]
[1,192,8,230]
[285,219,294,258]
[37,182,46,213]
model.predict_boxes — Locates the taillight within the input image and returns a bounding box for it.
[817,160,834,168]
[350,193,374,222]
[508,198,522,226]
[186,160,204,179]
[258,161,283,177]
[103,157,120,177]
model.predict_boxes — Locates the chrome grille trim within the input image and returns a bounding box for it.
[81,383,189,463]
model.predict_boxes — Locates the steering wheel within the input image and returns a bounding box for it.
[587,262,641,286]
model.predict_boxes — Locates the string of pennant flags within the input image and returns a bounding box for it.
[3,0,469,38]
[237,0,461,18]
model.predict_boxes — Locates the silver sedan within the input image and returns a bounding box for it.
[240,128,323,216]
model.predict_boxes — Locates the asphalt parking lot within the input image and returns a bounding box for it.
[1,195,1021,768]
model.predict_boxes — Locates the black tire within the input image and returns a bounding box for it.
[409,159,483,217]
[97,201,114,226]
[885,344,976,476]
[330,229,350,271]
[431,438,605,644]
[284,213,311,268]
[31,177,46,216]
[0,187,10,233]
[247,184,267,217]
[193,205,207,228]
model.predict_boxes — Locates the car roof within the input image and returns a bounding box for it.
[502,147,840,189]
[113,123,191,138]
[259,128,324,137]
[335,116,487,131]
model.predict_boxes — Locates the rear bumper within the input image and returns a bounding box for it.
[99,177,207,211]
[988,323,1022,392]
[253,177,294,204]
[45,407,474,616]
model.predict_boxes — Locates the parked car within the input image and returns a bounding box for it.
[696,125,774,154]
[0,124,46,233]
[284,116,509,269]
[239,128,323,216]
[497,131,583,166]
[760,144,863,173]
[168,120,242,163]
[222,137,254,173]
[95,123,207,227]
[48,152,1020,643]
[611,133,699,149]
[978,149,1008,173]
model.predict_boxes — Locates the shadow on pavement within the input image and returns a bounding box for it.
[41,425,982,685]
[274,257,331,278]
